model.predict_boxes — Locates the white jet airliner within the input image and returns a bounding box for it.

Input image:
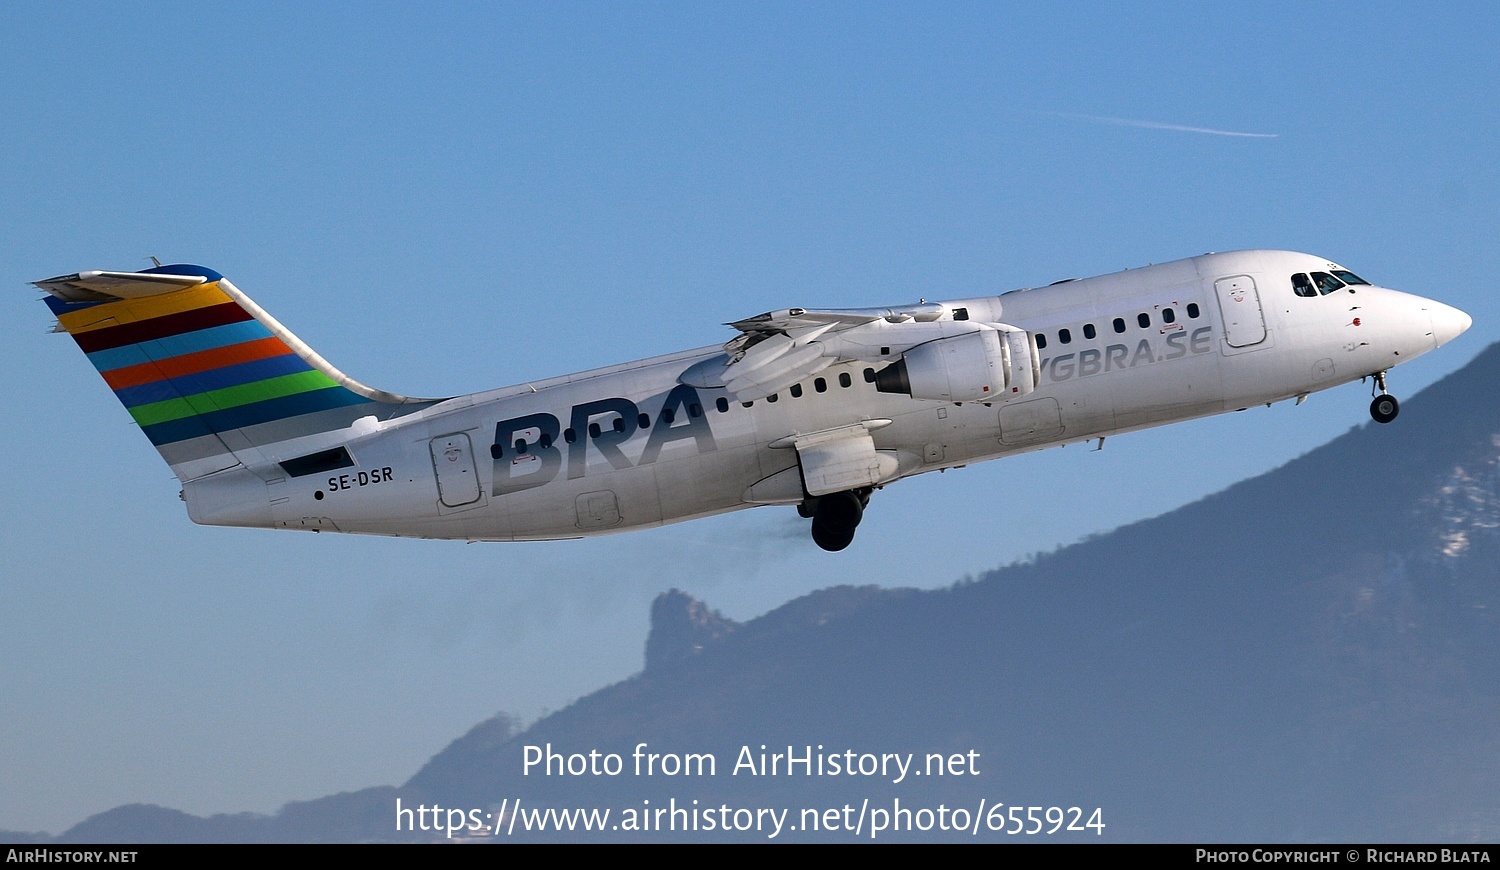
[39,250,1470,551]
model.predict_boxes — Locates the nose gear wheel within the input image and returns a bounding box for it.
[1369,370,1399,424]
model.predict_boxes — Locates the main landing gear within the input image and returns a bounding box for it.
[800,488,872,552]
[1369,370,1400,424]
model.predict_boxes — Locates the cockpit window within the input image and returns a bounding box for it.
[1291,273,1316,298]
[1311,271,1345,295]
[1330,269,1369,286]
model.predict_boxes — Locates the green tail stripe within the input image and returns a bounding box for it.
[128,370,342,427]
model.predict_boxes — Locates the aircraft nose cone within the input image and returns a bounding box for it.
[1429,301,1473,348]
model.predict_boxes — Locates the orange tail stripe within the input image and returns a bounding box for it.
[101,336,294,390]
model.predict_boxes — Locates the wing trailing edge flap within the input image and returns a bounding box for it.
[727,302,945,335]
[684,303,1022,403]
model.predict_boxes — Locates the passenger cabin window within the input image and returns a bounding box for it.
[1187,303,1200,318]
[1036,333,1048,349]
[790,384,803,398]
[716,397,729,413]
[839,372,852,388]
[1137,312,1151,328]
[1083,323,1096,340]
[1058,328,1072,344]
[814,377,827,393]
[1112,318,1126,333]
[1162,308,1175,324]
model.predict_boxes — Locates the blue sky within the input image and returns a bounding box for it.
[2,2,1496,834]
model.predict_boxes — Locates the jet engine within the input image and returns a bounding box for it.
[874,326,1039,403]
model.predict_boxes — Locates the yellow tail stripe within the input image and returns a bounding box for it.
[57,283,235,334]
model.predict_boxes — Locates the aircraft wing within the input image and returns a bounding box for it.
[680,301,967,402]
[727,303,946,339]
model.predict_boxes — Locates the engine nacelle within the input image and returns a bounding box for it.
[874,326,1038,403]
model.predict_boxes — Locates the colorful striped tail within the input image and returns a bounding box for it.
[39,264,433,482]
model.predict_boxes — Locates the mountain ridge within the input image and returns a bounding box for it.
[40,341,1500,843]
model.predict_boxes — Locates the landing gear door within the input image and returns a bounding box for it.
[797,432,881,497]
[429,432,483,507]
[793,429,900,497]
[1214,275,1267,348]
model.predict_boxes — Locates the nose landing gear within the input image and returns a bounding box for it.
[804,488,872,552]
[1369,371,1400,424]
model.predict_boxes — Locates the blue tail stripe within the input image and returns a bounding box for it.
[113,353,314,409]
[84,343,152,372]
[85,321,276,373]
[141,387,374,446]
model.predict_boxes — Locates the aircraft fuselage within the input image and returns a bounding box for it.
[41,249,1470,550]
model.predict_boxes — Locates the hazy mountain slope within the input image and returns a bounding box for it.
[50,343,1500,842]
[406,343,1500,841]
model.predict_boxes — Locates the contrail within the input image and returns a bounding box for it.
[1046,111,1278,139]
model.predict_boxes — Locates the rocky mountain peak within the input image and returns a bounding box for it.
[644,589,739,672]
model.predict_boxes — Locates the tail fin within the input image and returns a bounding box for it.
[39,264,434,482]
